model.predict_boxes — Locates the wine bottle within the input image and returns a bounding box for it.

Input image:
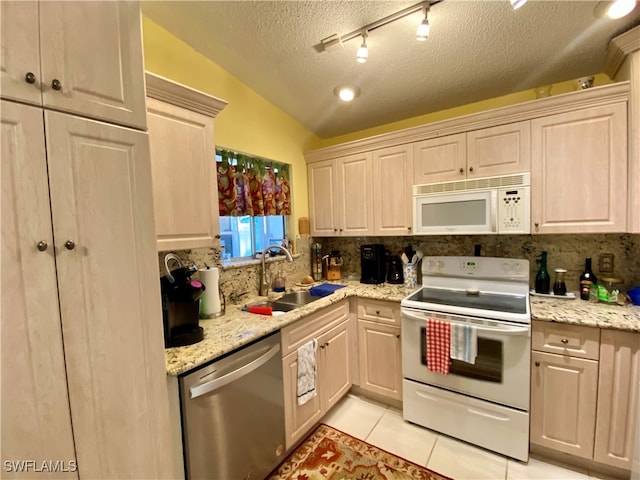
[535,251,550,294]
[579,257,597,301]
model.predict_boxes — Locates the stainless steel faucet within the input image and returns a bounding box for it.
[260,244,293,296]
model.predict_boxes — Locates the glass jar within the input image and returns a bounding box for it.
[552,268,567,296]
[600,277,623,304]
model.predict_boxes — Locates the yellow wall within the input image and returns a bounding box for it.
[310,73,613,149]
[142,17,319,237]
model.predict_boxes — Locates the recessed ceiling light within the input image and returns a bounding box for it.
[334,86,361,102]
[510,0,528,10]
[594,0,637,18]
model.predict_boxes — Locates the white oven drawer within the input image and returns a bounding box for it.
[403,380,529,461]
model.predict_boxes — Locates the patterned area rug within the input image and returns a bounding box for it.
[268,424,451,480]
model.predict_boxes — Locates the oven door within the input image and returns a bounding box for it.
[401,307,530,411]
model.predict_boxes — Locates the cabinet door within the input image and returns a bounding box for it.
[282,351,323,450]
[38,1,146,129]
[147,97,219,251]
[337,152,373,235]
[531,103,627,233]
[357,320,402,401]
[308,159,338,236]
[320,320,352,411]
[594,330,640,470]
[44,112,173,478]
[530,351,598,459]
[1,101,77,478]
[372,144,413,235]
[413,133,466,184]
[466,121,531,178]
[0,1,42,106]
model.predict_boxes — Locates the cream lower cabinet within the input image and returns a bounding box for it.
[0,1,147,130]
[356,299,402,401]
[145,73,227,251]
[593,329,640,469]
[281,300,352,449]
[308,153,373,236]
[531,102,627,233]
[1,101,174,478]
[531,321,639,471]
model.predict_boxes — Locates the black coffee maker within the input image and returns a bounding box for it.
[161,254,205,348]
[360,244,386,284]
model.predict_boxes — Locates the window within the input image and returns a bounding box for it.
[216,149,290,261]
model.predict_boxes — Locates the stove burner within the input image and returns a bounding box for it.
[406,287,527,315]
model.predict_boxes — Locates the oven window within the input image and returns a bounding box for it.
[420,327,503,382]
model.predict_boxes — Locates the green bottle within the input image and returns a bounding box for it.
[535,251,550,294]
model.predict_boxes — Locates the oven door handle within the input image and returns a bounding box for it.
[402,310,529,336]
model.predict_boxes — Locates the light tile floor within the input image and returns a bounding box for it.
[321,394,625,480]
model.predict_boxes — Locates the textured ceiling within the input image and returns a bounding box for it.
[142,1,640,139]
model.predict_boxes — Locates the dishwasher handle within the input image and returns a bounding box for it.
[190,343,280,399]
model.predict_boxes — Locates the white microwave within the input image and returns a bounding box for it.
[413,173,530,235]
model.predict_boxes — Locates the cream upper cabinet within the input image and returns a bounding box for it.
[372,144,413,236]
[413,133,466,184]
[145,74,227,251]
[594,330,640,470]
[413,122,530,185]
[1,1,147,130]
[1,100,78,479]
[308,153,373,236]
[531,103,627,234]
[466,121,531,178]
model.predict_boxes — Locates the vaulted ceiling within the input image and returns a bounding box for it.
[142,1,640,138]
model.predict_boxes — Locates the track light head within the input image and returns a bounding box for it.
[416,5,430,41]
[356,32,368,63]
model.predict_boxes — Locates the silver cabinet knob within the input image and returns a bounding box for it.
[51,79,62,91]
[64,240,75,250]
[25,72,36,84]
[561,338,569,344]
[36,240,48,251]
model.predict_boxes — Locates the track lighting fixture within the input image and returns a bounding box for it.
[317,1,442,63]
[416,5,430,41]
[356,32,368,63]
[510,0,528,9]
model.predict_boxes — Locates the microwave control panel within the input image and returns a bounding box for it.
[497,186,530,234]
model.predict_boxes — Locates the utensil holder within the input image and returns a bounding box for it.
[403,263,418,288]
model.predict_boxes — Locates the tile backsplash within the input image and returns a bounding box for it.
[159,234,640,298]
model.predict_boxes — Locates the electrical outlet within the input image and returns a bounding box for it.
[599,253,614,273]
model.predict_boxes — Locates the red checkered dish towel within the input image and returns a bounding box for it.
[426,318,451,374]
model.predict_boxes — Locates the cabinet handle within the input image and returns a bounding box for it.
[215,234,221,239]
[396,334,401,339]
[36,240,48,252]
[459,168,464,174]
[51,79,62,91]
[375,310,380,315]
[469,166,474,172]
[407,226,412,231]
[64,240,75,250]
[25,72,36,84]
[535,361,540,367]
[534,222,539,228]
[334,228,337,233]
[561,338,569,344]
[339,228,343,232]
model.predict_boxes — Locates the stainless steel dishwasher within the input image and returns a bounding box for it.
[179,332,285,480]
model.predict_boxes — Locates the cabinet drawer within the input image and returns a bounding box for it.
[357,299,400,325]
[281,300,349,356]
[532,321,600,360]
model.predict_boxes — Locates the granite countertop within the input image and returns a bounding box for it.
[165,283,640,376]
[165,281,414,376]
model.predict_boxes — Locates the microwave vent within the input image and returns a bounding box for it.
[413,173,530,195]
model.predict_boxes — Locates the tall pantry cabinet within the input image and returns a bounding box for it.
[1,2,174,479]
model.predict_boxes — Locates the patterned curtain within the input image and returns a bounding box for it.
[216,148,291,216]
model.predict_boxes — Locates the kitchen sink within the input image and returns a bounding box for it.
[247,290,321,312]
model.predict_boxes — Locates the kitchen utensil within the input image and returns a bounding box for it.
[401,253,409,264]
[323,251,343,281]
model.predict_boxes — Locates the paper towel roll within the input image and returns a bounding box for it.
[199,267,222,318]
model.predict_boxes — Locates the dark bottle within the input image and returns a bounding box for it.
[535,251,550,294]
[579,257,597,301]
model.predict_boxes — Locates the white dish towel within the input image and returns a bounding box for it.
[297,338,318,406]
[450,323,478,364]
